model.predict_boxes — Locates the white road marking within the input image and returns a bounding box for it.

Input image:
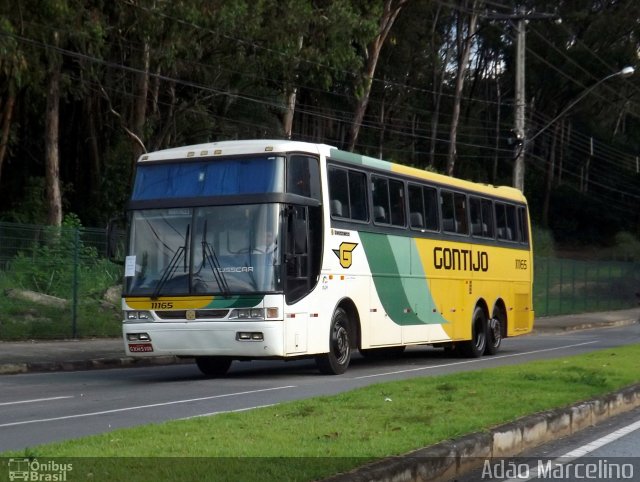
[178,403,278,420]
[353,341,599,379]
[0,396,74,407]
[0,386,295,428]
[502,414,640,482]
[560,418,640,458]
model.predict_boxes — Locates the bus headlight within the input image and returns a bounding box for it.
[125,311,153,322]
[229,308,264,320]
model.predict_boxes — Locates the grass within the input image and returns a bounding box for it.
[3,344,640,481]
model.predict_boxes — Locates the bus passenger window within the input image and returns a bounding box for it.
[469,197,495,238]
[481,199,495,238]
[505,204,517,241]
[372,176,390,225]
[328,167,350,218]
[423,186,439,231]
[348,170,368,221]
[389,179,405,227]
[408,184,424,229]
[518,206,529,243]
[496,202,516,241]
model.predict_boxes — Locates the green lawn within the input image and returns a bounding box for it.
[3,344,640,481]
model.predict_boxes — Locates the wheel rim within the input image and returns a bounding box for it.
[332,323,350,365]
[474,313,486,352]
[489,317,502,347]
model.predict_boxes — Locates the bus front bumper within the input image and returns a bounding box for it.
[122,321,285,358]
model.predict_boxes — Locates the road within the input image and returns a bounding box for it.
[456,406,640,481]
[1,323,639,452]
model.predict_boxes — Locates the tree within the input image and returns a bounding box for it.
[346,0,408,152]
[446,0,479,177]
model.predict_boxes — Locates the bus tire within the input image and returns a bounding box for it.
[485,308,504,355]
[195,356,232,377]
[316,307,351,375]
[459,306,487,358]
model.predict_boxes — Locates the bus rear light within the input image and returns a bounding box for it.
[236,332,264,341]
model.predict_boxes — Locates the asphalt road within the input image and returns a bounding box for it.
[1,323,639,453]
[455,406,640,481]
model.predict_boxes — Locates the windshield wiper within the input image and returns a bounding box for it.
[201,221,230,295]
[151,224,190,300]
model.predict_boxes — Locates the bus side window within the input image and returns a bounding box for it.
[389,179,405,227]
[348,170,368,221]
[328,167,350,219]
[372,176,390,224]
[288,155,320,200]
[505,204,517,241]
[441,191,455,233]
[518,206,529,243]
[453,193,468,235]
[408,184,425,229]
[423,186,439,231]
[481,199,495,238]
[469,197,482,236]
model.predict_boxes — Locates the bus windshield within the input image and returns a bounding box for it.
[124,204,282,296]
[131,156,285,200]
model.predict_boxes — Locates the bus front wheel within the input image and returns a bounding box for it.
[195,356,232,377]
[459,306,487,358]
[316,307,351,375]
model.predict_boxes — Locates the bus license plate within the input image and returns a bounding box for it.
[128,343,154,353]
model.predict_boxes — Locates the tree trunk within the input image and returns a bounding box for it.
[45,32,63,227]
[0,81,16,186]
[283,35,304,139]
[132,39,150,162]
[492,71,501,184]
[541,123,560,227]
[347,0,407,152]
[446,1,478,177]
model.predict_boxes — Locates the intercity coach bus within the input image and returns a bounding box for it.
[120,139,533,376]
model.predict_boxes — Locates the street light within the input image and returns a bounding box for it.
[527,66,635,145]
[513,66,634,191]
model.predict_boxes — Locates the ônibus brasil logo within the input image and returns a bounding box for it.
[8,458,73,481]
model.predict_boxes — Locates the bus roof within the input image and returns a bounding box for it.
[137,139,525,203]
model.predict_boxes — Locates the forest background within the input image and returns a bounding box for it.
[1,0,639,252]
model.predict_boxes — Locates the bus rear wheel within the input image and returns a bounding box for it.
[195,356,232,377]
[316,307,351,375]
[485,307,504,355]
[458,306,487,358]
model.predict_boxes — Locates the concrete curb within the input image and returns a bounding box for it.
[323,383,640,482]
[0,356,193,375]
[533,318,637,333]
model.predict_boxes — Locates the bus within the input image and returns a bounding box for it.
[120,139,534,376]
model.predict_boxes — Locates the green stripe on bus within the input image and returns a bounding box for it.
[359,232,446,326]
[205,296,264,309]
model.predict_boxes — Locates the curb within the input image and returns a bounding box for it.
[0,356,193,375]
[533,318,637,333]
[323,383,640,482]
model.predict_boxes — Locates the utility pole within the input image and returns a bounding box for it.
[483,8,558,192]
[513,7,526,192]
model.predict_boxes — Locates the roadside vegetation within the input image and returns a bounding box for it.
[4,344,640,481]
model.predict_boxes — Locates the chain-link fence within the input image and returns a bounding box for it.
[1,221,638,340]
[533,256,640,317]
[0,221,123,340]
